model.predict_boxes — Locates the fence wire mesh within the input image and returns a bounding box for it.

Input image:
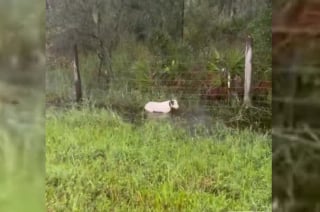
[46,64,272,131]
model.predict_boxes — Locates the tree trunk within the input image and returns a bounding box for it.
[283,51,301,129]
[243,35,253,107]
[180,0,184,41]
[97,40,105,78]
[72,44,82,102]
[46,0,51,10]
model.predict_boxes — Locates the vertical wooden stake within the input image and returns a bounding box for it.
[73,44,82,102]
[181,0,185,41]
[227,70,231,104]
[244,35,253,107]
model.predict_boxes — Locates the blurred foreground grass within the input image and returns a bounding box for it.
[0,0,45,211]
[0,81,45,212]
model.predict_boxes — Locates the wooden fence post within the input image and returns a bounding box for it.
[243,34,253,107]
[73,44,82,102]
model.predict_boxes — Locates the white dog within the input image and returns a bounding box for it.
[144,99,179,113]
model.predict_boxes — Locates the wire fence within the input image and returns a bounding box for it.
[46,66,272,132]
[46,41,272,131]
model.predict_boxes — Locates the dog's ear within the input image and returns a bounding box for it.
[169,100,174,106]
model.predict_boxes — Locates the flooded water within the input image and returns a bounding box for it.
[45,97,271,135]
[109,102,271,136]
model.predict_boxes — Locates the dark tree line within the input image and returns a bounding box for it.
[47,0,270,63]
[46,0,271,103]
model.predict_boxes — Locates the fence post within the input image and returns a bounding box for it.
[227,69,231,104]
[73,43,82,102]
[243,35,253,107]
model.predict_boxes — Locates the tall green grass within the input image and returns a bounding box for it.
[46,108,271,211]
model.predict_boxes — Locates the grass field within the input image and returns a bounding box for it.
[46,108,272,211]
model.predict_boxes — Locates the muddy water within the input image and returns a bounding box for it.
[112,103,271,135]
[45,98,271,134]
[111,104,240,137]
